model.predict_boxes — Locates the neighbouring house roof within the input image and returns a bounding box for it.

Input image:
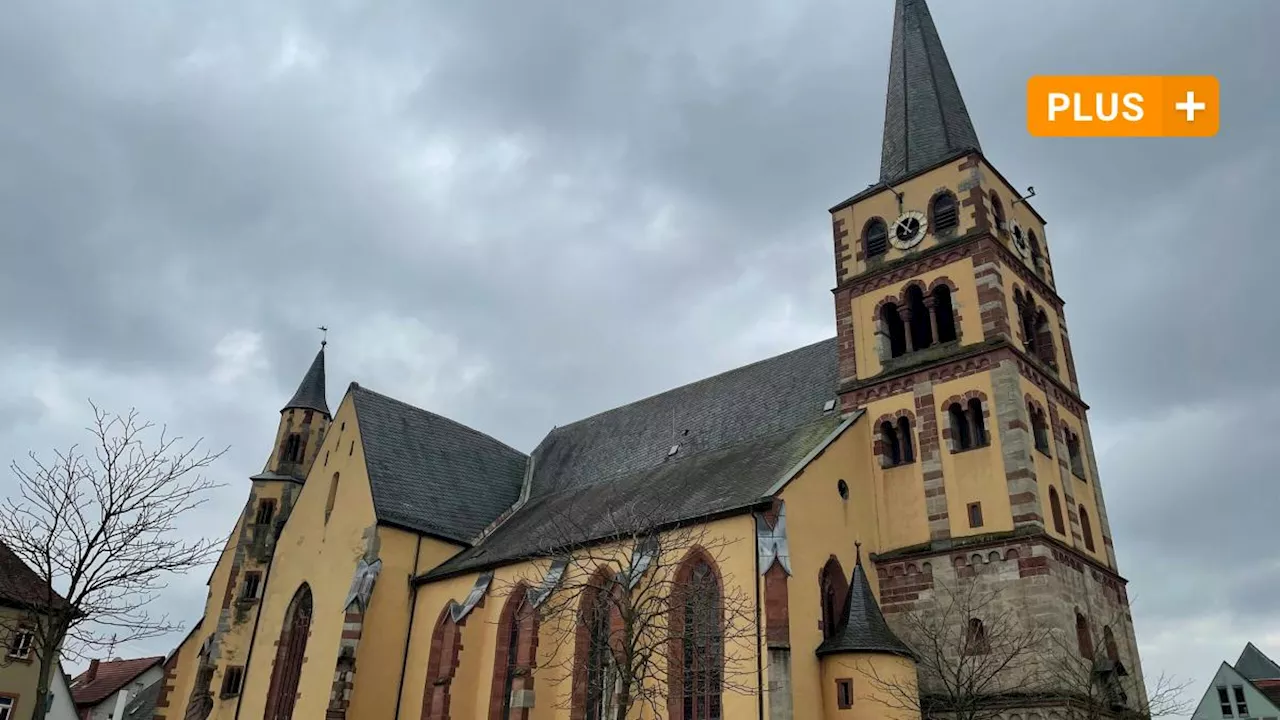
[0,539,67,611]
[70,656,165,707]
[816,549,915,659]
[121,678,163,720]
[351,383,529,544]
[282,345,331,417]
[878,0,982,185]
[1237,642,1280,681]
[425,337,846,579]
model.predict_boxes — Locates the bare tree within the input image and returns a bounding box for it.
[0,402,225,720]
[1042,605,1192,720]
[862,573,1054,720]
[492,501,758,720]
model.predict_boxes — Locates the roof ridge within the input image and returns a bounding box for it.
[350,383,528,458]
[547,337,837,435]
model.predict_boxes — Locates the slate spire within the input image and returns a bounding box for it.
[816,544,915,659]
[879,0,982,184]
[282,344,330,417]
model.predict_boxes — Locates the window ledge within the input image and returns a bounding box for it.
[881,459,917,470]
[950,443,991,456]
[1035,446,1053,459]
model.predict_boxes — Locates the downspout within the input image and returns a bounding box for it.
[753,513,765,720]
[393,536,424,720]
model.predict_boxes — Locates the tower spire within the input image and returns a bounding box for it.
[880,0,982,184]
[282,343,330,417]
[815,545,915,659]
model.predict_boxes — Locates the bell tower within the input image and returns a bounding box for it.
[263,343,331,481]
[832,0,1147,711]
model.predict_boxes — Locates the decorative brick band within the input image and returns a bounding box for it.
[834,287,857,387]
[833,218,851,281]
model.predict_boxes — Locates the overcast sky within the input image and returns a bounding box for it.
[2,0,1277,711]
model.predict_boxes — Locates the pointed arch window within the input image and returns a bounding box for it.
[931,192,958,234]
[1079,506,1096,552]
[422,606,464,720]
[282,433,303,464]
[965,618,989,655]
[819,558,849,640]
[865,219,889,259]
[1049,487,1065,535]
[668,552,724,720]
[264,584,313,720]
[583,582,619,720]
[1076,613,1093,658]
[491,587,538,720]
[1103,625,1119,663]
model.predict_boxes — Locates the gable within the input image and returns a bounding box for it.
[1238,643,1280,681]
[1193,662,1280,720]
[350,384,528,543]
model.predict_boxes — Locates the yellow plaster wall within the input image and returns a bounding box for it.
[858,394,930,553]
[833,157,981,279]
[347,531,461,720]
[820,654,918,720]
[776,425,885,720]
[401,516,759,720]
[236,393,382,720]
[154,626,204,720]
[0,606,41,720]
[850,257,982,380]
[933,375,1013,540]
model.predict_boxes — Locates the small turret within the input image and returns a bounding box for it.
[816,545,920,719]
[258,343,332,482]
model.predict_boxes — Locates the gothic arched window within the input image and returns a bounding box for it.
[491,586,538,720]
[932,286,958,343]
[1076,613,1094,658]
[422,606,463,720]
[668,552,723,720]
[965,618,989,655]
[931,192,958,234]
[880,303,907,359]
[1049,487,1065,535]
[582,578,618,720]
[865,219,889,258]
[1079,506,1096,552]
[264,584,313,720]
[819,557,848,640]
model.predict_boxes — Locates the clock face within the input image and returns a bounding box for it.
[1009,220,1031,259]
[890,211,928,250]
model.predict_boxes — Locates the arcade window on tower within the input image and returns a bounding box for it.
[282,433,302,463]
[879,417,915,467]
[880,286,958,361]
[948,399,988,452]
[254,498,276,526]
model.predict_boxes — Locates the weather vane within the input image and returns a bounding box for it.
[318,326,329,348]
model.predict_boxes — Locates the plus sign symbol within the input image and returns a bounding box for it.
[1175,90,1206,122]
[1164,76,1219,136]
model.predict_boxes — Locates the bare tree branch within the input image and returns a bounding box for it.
[0,401,226,720]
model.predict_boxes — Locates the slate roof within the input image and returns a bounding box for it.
[0,539,67,611]
[121,678,163,720]
[282,346,330,416]
[816,549,915,659]
[71,656,165,707]
[351,384,528,543]
[426,338,844,578]
[879,0,981,185]
[1237,642,1280,681]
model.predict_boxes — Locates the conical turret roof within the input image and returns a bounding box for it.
[816,546,915,659]
[879,0,982,184]
[282,345,330,417]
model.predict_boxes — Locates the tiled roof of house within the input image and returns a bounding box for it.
[426,337,845,578]
[351,384,529,544]
[0,539,66,611]
[71,656,165,707]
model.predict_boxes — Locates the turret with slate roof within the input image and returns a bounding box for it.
[816,545,914,659]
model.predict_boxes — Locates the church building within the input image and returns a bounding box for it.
[154,1,1148,718]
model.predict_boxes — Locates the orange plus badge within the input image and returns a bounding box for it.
[1026,75,1219,138]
